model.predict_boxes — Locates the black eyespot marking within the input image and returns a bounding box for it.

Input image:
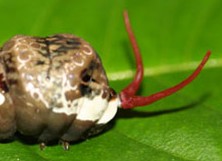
[81,69,92,82]
[80,84,92,96]
[82,74,91,82]
[36,60,45,65]
[91,78,96,82]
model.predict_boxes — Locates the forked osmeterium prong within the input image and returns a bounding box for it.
[121,10,144,96]
[120,51,211,109]
[119,11,211,109]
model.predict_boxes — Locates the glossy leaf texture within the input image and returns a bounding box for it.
[0,0,221,161]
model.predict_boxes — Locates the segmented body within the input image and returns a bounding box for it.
[0,34,119,144]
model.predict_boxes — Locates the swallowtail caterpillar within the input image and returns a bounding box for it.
[0,11,211,150]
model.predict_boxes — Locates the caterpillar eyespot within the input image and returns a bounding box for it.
[0,10,211,150]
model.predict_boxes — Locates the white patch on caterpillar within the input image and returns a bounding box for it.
[53,91,110,119]
[97,97,120,124]
[26,82,49,107]
[52,92,119,124]
[76,93,108,121]
[0,93,5,105]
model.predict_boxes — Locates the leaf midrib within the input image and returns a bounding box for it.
[107,57,222,81]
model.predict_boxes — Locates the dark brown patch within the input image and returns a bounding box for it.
[40,46,48,52]
[83,124,109,139]
[61,119,95,142]
[2,55,16,73]
[81,68,92,82]
[38,113,76,143]
[102,88,109,99]
[79,84,92,96]
[31,42,41,48]
[0,74,9,93]
[33,93,39,99]
[65,90,78,102]
[109,88,117,100]
[4,66,17,74]
[8,79,18,85]
[35,60,45,65]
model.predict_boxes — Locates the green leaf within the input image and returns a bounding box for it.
[0,0,221,161]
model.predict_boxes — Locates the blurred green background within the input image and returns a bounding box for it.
[0,0,221,161]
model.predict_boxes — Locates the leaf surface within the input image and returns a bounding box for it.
[0,0,221,161]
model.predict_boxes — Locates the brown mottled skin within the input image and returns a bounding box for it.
[0,34,116,147]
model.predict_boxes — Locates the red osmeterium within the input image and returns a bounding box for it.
[121,11,144,96]
[120,11,211,109]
